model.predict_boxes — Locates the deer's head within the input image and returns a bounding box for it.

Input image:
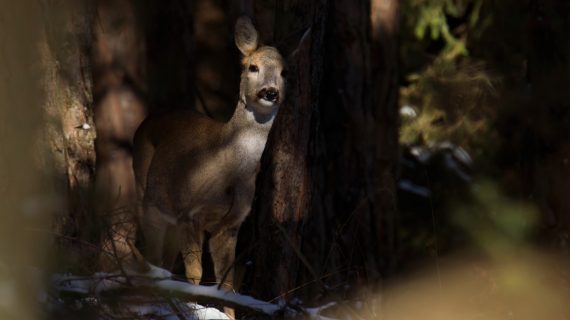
[235,17,287,118]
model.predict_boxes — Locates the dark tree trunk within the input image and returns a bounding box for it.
[245,0,399,304]
[138,0,240,119]
[248,0,328,300]
[369,0,400,277]
[138,0,196,112]
[524,0,570,245]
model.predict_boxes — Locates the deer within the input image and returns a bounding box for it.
[132,16,298,316]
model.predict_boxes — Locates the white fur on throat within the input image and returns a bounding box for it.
[237,128,267,158]
[237,101,276,166]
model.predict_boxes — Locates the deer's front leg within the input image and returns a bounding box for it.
[181,222,204,285]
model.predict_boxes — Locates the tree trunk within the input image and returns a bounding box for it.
[245,0,399,304]
[248,0,328,301]
[369,0,400,277]
[138,0,196,112]
[40,0,98,272]
[91,0,148,271]
[0,1,59,317]
[192,0,241,120]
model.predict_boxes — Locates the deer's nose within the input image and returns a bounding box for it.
[258,87,279,103]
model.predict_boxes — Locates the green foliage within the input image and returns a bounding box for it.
[400,59,497,152]
[403,0,485,60]
[399,0,504,160]
[453,180,539,257]
[398,0,570,266]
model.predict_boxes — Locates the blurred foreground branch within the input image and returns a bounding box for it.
[52,267,336,319]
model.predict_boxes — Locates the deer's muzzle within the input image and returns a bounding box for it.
[257,87,279,103]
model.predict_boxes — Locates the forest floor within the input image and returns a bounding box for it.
[45,248,570,320]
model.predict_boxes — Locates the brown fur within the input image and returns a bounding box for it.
[132,17,287,316]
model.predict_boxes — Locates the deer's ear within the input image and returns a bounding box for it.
[235,16,258,56]
[274,27,312,64]
[287,27,311,64]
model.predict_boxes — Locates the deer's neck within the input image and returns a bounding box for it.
[223,100,276,163]
[228,99,276,132]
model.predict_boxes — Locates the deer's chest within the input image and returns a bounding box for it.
[234,129,268,164]
[186,129,267,193]
[182,130,267,217]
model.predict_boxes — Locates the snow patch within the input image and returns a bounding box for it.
[187,303,230,320]
[51,265,339,319]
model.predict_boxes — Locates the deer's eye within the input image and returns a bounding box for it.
[248,64,259,73]
[281,70,289,78]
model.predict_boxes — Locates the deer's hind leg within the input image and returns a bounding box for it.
[209,227,239,291]
[209,227,239,319]
[140,206,169,267]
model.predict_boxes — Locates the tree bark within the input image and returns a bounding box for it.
[138,0,196,112]
[369,0,400,277]
[139,0,240,119]
[40,0,98,272]
[246,0,399,304]
[244,0,327,301]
